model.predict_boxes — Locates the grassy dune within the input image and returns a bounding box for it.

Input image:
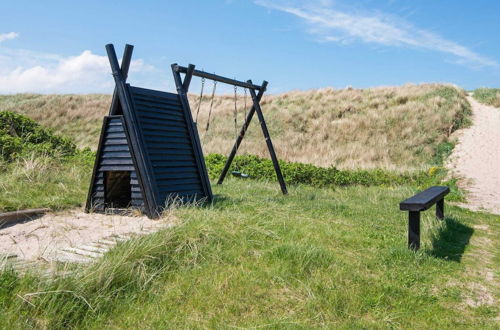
[473,88,500,107]
[0,180,498,328]
[0,83,470,171]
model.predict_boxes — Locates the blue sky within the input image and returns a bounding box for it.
[0,0,499,94]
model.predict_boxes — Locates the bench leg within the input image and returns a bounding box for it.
[436,198,444,220]
[408,211,420,250]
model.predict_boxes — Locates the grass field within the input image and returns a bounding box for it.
[1,85,498,328]
[0,83,470,171]
[473,88,500,108]
[0,180,498,328]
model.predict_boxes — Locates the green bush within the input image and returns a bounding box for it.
[473,88,500,107]
[0,111,76,161]
[205,154,433,187]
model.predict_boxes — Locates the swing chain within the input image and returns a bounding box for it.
[233,85,238,139]
[205,80,217,132]
[195,77,205,123]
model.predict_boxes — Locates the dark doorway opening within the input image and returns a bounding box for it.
[105,171,131,208]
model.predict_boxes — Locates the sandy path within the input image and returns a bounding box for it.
[447,96,500,215]
[0,210,174,262]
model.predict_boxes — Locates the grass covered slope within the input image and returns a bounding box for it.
[0,180,497,328]
[0,111,93,212]
[473,88,500,107]
[0,84,471,171]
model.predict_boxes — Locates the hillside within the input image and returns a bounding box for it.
[0,84,470,171]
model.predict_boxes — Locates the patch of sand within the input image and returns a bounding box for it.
[0,210,173,261]
[448,96,500,215]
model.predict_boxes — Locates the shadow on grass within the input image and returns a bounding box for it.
[429,216,474,262]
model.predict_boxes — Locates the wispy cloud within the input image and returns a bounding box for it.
[0,32,19,43]
[255,1,497,67]
[0,48,156,94]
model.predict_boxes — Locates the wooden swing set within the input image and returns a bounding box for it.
[172,63,288,194]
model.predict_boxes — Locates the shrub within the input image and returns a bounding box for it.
[205,154,432,188]
[0,111,76,161]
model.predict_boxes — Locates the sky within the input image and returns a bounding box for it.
[0,0,499,94]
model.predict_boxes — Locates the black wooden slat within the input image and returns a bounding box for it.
[99,165,135,171]
[143,130,189,138]
[130,86,179,102]
[159,190,204,198]
[152,167,200,174]
[102,145,130,152]
[131,192,143,199]
[139,117,186,127]
[136,111,185,122]
[101,151,132,158]
[140,123,186,132]
[133,102,184,115]
[106,126,125,133]
[153,172,199,180]
[147,148,193,155]
[151,160,196,167]
[103,139,128,146]
[149,154,194,161]
[156,178,202,185]
[100,158,134,165]
[144,136,191,144]
[105,132,127,139]
[135,102,183,114]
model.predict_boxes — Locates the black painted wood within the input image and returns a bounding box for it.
[400,186,449,251]
[400,186,450,211]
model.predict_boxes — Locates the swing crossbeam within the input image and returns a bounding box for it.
[173,65,264,92]
[172,63,287,195]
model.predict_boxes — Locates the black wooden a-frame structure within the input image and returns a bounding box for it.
[86,44,212,218]
[86,43,286,219]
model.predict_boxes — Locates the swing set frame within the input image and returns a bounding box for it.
[172,64,288,194]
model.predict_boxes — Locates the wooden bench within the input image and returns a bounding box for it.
[400,186,450,250]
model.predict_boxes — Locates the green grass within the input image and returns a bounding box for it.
[0,154,93,212]
[0,180,498,328]
[473,88,500,107]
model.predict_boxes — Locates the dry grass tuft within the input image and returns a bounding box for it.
[0,83,470,171]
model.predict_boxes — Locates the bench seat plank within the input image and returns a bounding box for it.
[400,186,450,212]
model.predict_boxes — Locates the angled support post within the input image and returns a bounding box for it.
[105,44,160,217]
[182,64,196,92]
[171,64,213,201]
[217,82,267,185]
[247,81,287,194]
[109,44,134,115]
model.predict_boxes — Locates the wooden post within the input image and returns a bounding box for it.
[436,199,444,220]
[248,81,288,195]
[217,84,266,185]
[408,211,420,250]
[171,64,213,201]
[109,44,134,115]
[182,64,196,92]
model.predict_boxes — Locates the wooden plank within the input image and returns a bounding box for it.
[103,139,128,146]
[136,111,185,122]
[151,160,196,167]
[106,126,125,133]
[152,167,200,174]
[153,172,199,180]
[98,165,135,171]
[133,102,184,115]
[400,186,450,212]
[140,123,187,132]
[101,151,132,158]
[148,154,194,161]
[102,145,130,152]
[147,148,193,155]
[130,86,179,101]
[143,136,191,144]
[100,158,134,165]
[156,178,202,185]
[0,208,51,226]
[105,132,127,139]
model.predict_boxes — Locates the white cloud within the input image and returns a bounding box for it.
[0,32,19,43]
[255,0,497,67]
[0,48,157,94]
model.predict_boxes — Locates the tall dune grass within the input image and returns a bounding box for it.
[0,84,470,171]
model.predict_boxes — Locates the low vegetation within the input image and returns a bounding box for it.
[0,180,498,328]
[0,84,471,171]
[0,111,93,212]
[473,88,500,107]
